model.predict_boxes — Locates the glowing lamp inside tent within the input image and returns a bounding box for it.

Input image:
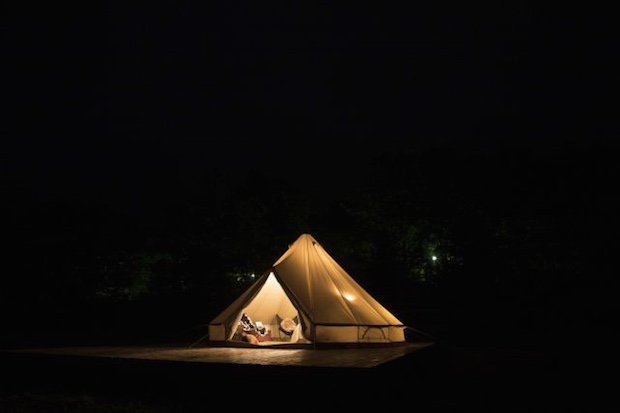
[343,293,356,302]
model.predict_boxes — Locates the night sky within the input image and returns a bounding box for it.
[3,4,618,319]
[4,4,616,219]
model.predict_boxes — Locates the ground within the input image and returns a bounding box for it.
[1,339,615,412]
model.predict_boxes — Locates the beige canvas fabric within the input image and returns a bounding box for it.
[208,234,406,346]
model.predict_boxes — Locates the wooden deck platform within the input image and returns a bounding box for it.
[3,341,434,369]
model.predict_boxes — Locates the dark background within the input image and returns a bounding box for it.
[2,4,617,356]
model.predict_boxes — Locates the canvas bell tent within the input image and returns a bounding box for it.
[206,234,408,347]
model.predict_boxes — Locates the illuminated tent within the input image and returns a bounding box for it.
[207,234,407,347]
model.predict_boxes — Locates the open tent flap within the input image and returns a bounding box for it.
[230,272,307,343]
[289,322,303,342]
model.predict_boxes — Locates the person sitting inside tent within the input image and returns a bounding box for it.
[234,313,268,344]
[235,325,260,344]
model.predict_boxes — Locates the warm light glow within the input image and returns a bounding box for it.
[343,293,356,302]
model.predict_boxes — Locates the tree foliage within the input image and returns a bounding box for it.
[4,142,617,340]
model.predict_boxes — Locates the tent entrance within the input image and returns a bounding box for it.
[229,272,310,345]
